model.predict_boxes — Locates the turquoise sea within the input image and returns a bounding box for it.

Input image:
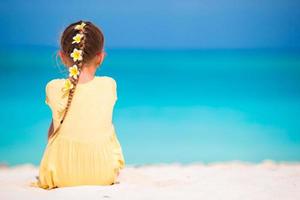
[0,46,300,166]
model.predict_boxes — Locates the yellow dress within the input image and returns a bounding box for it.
[31,76,125,189]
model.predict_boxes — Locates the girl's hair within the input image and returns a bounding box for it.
[47,20,105,140]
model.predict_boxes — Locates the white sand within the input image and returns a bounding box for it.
[1,160,300,200]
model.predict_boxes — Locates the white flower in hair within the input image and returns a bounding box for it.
[69,64,80,79]
[70,48,83,62]
[74,22,86,31]
[72,33,84,44]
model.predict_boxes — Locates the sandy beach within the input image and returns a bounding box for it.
[0,160,299,200]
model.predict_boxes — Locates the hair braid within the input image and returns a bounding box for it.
[60,23,86,124]
[48,21,87,141]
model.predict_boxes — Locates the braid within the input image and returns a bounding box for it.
[60,23,86,124]
[48,21,87,141]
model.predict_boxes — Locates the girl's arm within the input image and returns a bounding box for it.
[47,119,54,141]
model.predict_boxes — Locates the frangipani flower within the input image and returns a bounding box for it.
[62,78,74,92]
[75,22,86,31]
[70,48,83,62]
[69,64,80,79]
[72,33,84,44]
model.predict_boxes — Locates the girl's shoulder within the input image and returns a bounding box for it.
[95,76,117,88]
[45,76,118,101]
[46,76,117,91]
[45,78,65,91]
[96,76,118,100]
[97,76,117,87]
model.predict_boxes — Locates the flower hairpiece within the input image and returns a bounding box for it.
[69,64,80,79]
[75,22,86,31]
[72,33,84,44]
[62,78,74,92]
[70,48,83,62]
[61,22,86,95]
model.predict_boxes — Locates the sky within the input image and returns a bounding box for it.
[0,0,300,49]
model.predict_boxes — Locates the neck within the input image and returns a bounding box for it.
[78,65,97,83]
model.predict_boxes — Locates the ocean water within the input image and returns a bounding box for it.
[0,46,300,166]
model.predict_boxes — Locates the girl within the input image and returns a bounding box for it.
[31,20,125,189]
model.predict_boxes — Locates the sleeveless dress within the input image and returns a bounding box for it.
[31,76,125,189]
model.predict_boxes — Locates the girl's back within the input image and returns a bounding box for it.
[34,76,125,189]
[46,76,117,143]
[30,21,125,189]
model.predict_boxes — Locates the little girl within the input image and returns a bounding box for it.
[31,20,125,189]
